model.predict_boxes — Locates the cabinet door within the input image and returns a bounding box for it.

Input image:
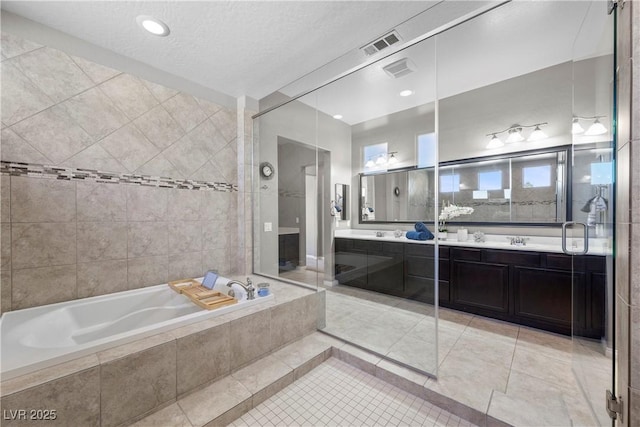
[334,239,368,288]
[405,254,449,303]
[512,266,577,334]
[367,242,404,296]
[451,260,509,313]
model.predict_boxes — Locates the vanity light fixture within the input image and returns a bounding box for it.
[399,90,413,97]
[573,116,608,136]
[527,125,548,142]
[375,154,387,165]
[506,127,524,143]
[585,118,607,136]
[333,114,343,120]
[136,15,171,37]
[486,134,504,149]
[365,158,375,168]
[388,152,399,165]
[486,122,548,149]
[572,118,585,134]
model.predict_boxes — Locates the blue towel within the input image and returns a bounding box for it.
[414,222,429,233]
[406,231,429,241]
[414,222,435,239]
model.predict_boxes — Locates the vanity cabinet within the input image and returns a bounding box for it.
[448,248,605,337]
[278,233,299,271]
[404,244,450,304]
[334,238,404,295]
[334,237,606,337]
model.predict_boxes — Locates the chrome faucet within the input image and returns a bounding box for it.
[226,277,255,300]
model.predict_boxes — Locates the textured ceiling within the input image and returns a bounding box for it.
[1,1,437,99]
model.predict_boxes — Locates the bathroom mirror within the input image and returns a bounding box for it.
[334,183,348,220]
[359,146,569,225]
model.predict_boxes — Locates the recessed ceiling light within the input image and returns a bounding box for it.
[399,90,413,97]
[136,15,170,37]
[333,114,343,120]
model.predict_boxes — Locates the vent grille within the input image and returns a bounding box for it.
[382,58,416,79]
[361,30,401,56]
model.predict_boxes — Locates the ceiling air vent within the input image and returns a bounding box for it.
[361,30,402,56]
[382,58,416,79]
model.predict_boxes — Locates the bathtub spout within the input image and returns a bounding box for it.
[227,278,255,300]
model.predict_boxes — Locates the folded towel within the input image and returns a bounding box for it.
[414,222,428,232]
[406,230,433,241]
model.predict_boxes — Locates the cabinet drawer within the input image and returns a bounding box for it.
[405,276,449,304]
[545,253,572,270]
[405,243,434,257]
[484,250,540,267]
[383,242,404,254]
[451,248,481,261]
[335,238,353,252]
[405,256,449,280]
[353,239,369,251]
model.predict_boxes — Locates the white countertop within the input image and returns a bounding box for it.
[335,229,611,256]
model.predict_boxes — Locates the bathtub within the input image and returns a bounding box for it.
[0,276,274,380]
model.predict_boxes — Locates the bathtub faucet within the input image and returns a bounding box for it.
[227,277,255,300]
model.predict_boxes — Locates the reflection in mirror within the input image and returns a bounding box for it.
[360,147,568,224]
[334,184,347,220]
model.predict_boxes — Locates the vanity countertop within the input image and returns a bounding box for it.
[334,229,611,256]
[278,227,300,235]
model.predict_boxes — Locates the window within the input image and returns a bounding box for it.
[478,170,502,190]
[590,162,612,185]
[417,133,436,168]
[523,165,551,188]
[363,143,387,169]
[440,174,460,193]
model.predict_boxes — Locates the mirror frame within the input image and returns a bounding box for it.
[358,145,573,227]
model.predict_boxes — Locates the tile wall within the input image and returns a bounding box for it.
[0,31,242,312]
[616,1,639,425]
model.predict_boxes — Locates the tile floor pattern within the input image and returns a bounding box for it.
[230,358,476,427]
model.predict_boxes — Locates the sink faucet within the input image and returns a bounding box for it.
[226,277,255,300]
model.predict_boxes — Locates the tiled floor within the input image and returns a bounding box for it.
[321,284,610,426]
[230,358,476,427]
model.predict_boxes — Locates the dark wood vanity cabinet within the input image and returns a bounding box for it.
[448,248,605,337]
[404,244,450,304]
[334,238,404,295]
[335,237,606,337]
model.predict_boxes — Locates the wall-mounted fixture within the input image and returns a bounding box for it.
[572,116,608,136]
[485,123,548,149]
[136,15,171,37]
[365,151,399,168]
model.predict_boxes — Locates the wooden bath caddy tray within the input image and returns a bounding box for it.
[168,279,238,310]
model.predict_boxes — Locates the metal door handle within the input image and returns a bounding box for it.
[562,222,589,255]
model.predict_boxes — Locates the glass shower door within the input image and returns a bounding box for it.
[570,1,616,424]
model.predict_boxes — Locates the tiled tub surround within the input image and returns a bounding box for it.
[0,30,242,314]
[0,276,324,427]
[1,276,275,380]
[0,172,239,313]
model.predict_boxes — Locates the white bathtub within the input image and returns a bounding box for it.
[0,277,274,380]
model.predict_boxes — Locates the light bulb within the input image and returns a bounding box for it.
[365,159,375,168]
[333,114,343,120]
[136,15,170,36]
[585,119,607,136]
[375,155,387,165]
[505,128,524,143]
[572,118,584,134]
[528,125,547,141]
[399,90,413,97]
[388,153,398,165]
[486,134,504,149]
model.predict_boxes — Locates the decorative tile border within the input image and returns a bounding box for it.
[0,161,237,192]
